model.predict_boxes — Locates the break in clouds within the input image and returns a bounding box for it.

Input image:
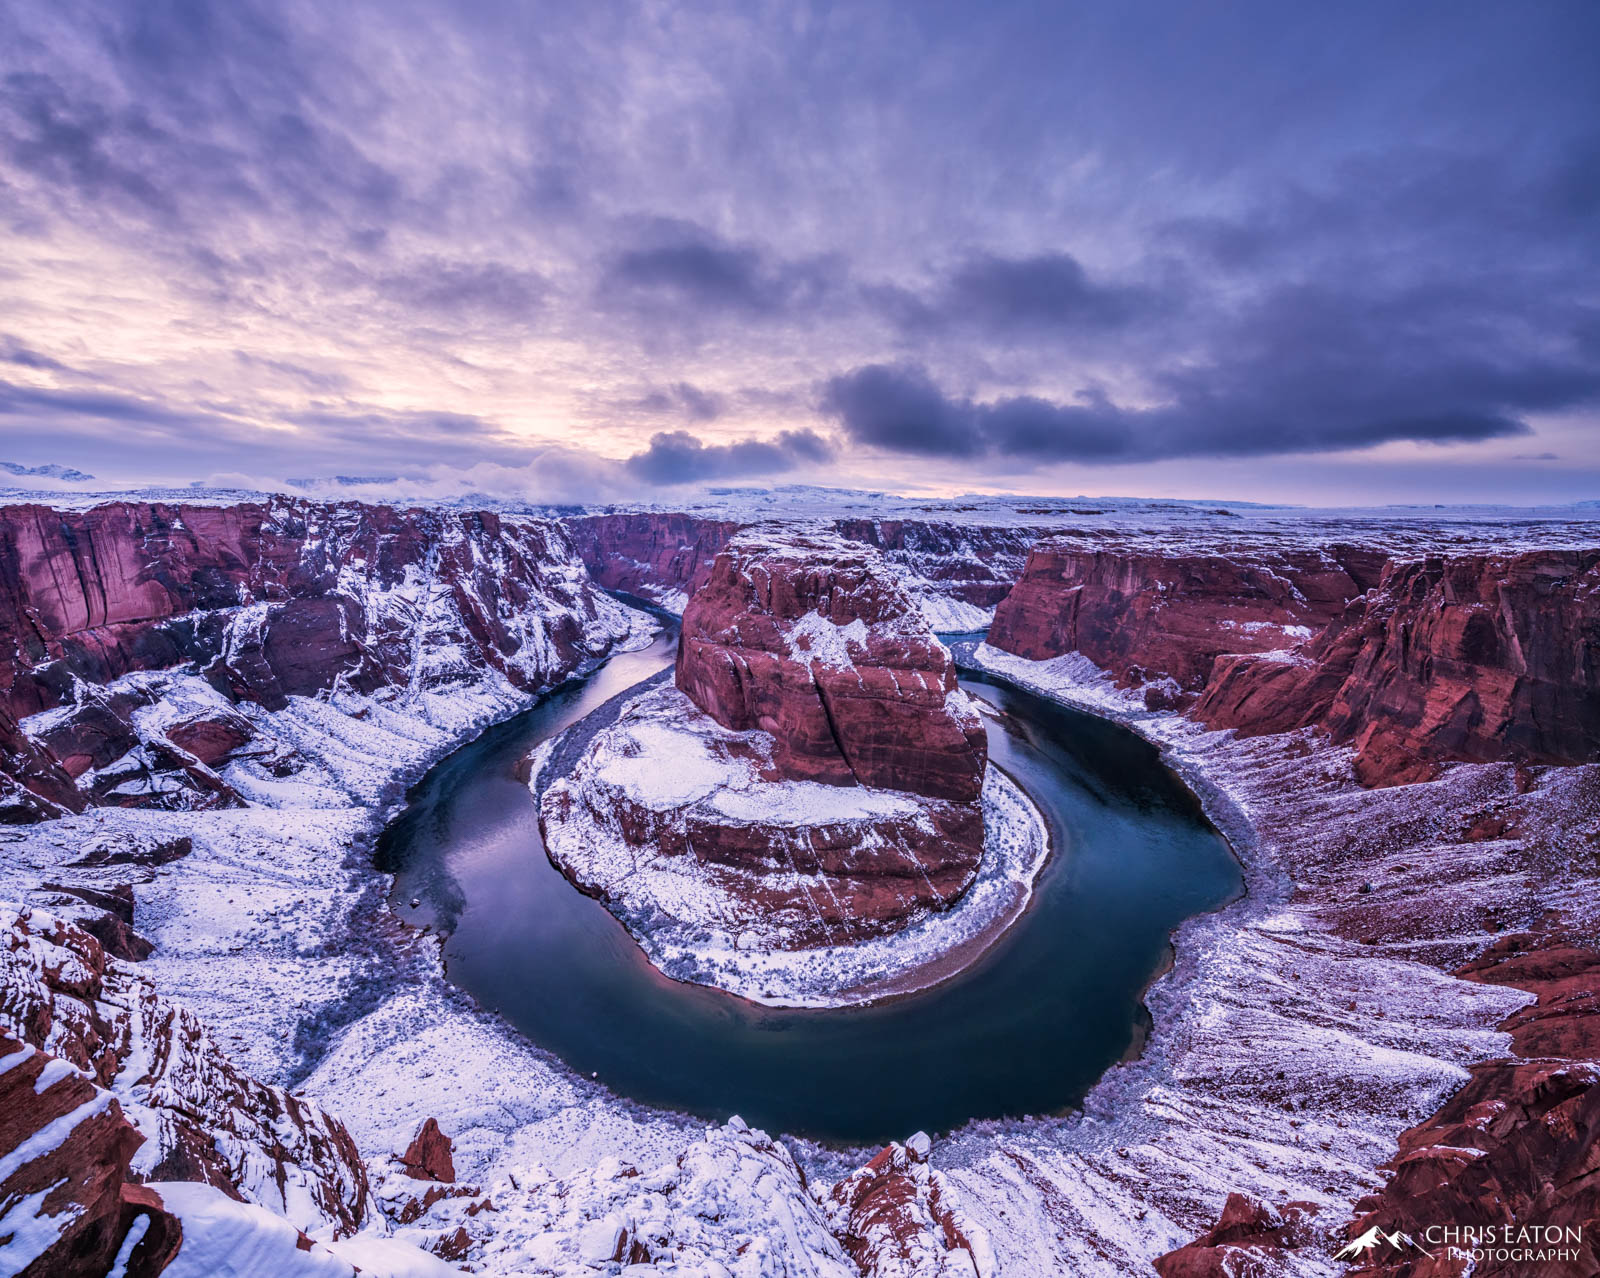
[0,0,1597,500]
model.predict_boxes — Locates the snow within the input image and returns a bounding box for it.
[0,1183,71,1278]
[375,1118,859,1278]
[540,683,1050,1006]
[0,1091,113,1187]
[153,1181,452,1278]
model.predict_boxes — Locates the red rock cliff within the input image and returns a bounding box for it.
[676,527,986,801]
[0,499,638,817]
[987,538,1376,696]
[1197,550,1600,784]
[563,512,739,608]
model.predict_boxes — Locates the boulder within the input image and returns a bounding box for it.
[400,1119,456,1184]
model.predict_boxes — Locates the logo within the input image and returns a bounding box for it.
[1336,1222,1587,1267]
[1333,1226,1430,1262]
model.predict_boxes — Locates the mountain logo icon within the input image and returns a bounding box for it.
[1334,1226,1432,1261]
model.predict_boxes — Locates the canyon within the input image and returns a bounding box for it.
[0,492,1596,1276]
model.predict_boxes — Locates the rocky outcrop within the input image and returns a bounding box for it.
[542,529,994,965]
[990,538,1600,783]
[564,511,740,611]
[987,538,1376,701]
[1151,1194,1320,1278]
[1327,924,1600,1277]
[399,1118,456,1184]
[0,903,372,1237]
[540,683,987,950]
[565,510,1040,629]
[1198,550,1600,784]
[825,1131,993,1278]
[677,527,986,800]
[0,499,643,816]
[0,1031,177,1278]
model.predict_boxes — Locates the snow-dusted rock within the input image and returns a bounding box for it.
[677,526,987,800]
[381,1119,857,1278]
[538,683,1046,1004]
[825,1133,993,1278]
[0,903,372,1237]
[0,499,648,816]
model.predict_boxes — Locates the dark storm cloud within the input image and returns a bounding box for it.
[599,222,840,320]
[623,428,834,484]
[821,308,1582,463]
[875,253,1153,337]
[819,364,984,458]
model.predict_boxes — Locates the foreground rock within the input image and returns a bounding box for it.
[825,1132,994,1278]
[1321,924,1600,1277]
[0,499,645,816]
[380,1116,871,1277]
[0,903,372,1237]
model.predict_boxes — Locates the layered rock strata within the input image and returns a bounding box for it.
[1198,549,1600,784]
[0,499,643,818]
[0,903,377,1272]
[987,537,1380,702]
[563,511,740,613]
[676,527,986,799]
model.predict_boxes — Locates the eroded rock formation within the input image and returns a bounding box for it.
[677,527,986,800]
[0,500,643,816]
[541,529,993,962]
[0,903,373,1241]
[987,538,1377,700]
[1199,550,1600,784]
[563,511,740,611]
[825,1131,993,1278]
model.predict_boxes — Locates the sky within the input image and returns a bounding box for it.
[1,0,1598,505]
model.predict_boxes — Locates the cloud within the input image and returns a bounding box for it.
[0,334,70,371]
[821,336,1566,464]
[1,0,1597,499]
[626,382,726,422]
[887,252,1153,336]
[598,221,839,320]
[375,259,547,322]
[623,428,835,484]
[819,364,985,458]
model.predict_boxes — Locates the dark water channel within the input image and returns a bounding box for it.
[376,622,1241,1145]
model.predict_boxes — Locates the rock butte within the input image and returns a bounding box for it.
[540,527,994,952]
